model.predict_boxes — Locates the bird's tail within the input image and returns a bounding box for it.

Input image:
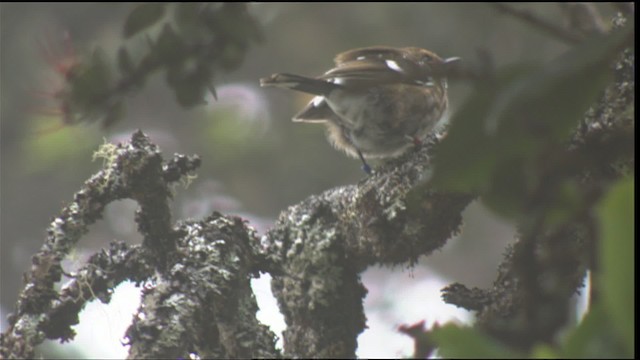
[260,73,339,96]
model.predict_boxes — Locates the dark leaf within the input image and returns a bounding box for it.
[174,2,201,28]
[431,65,535,193]
[123,3,166,39]
[154,24,186,65]
[173,80,207,108]
[562,305,630,358]
[204,3,263,46]
[597,176,634,355]
[432,23,633,219]
[167,64,212,108]
[69,48,112,113]
[430,323,522,358]
[117,47,135,75]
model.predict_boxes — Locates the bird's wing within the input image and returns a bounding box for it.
[333,46,407,65]
[292,97,334,123]
[320,58,424,88]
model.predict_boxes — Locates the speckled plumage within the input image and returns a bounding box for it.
[261,46,458,168]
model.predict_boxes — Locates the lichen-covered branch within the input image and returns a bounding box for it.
[0,131,282,358]
[1,130,192,358]
[263,136,474,358]
[41,241,154,341]
[441,15,634,351]
[126,214,279,358]
[1,125,472,359]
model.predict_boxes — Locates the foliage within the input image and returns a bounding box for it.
[597,177,634,355]
[51,3,262,128]
[431,20,632,219]
[426,11,634,360]
[429,176,634,358]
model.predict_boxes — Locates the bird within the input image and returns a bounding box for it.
[260,46,459,173]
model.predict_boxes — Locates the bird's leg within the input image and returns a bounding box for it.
[357,149,372,174]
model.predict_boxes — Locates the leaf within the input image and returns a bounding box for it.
[203,3,263,46]
[597,176,634,356]
[431,22,633,219]
[431,65,535,193]
[68,48,112,117]
[430,323,522,358]
[117,46,135,75]
[487,24,632,142]
[530,344,560,359]
[174,2,201,28]
[154,24,186,65]
[166,65,210,108]
[123,3,166,39]
[561,305,629,358]
[173,80,207,108]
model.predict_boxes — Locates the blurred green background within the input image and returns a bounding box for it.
[0,3,620,355]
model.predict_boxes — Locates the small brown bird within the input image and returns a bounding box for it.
[260,46,459,173]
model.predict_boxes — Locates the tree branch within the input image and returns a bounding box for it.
[0,131,283,358]
[1,130,195,358]
[263,136,473,358]
[2,128,474,359]
[441,17,634,350]
[126,214,279,358]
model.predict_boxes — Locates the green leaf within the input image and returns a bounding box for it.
[487,24,632,143]
[154,24,186,65]
[431,65,535,193]
[173,3,208,41]
[430,323,522,358]
[117,46,135,75]
[562,305,629,358]
[167,65,210,108]
[531,344,560,359]
[174,2,201,28]
[203,3,263,46]
[123,3,166,38]
[218,42,246,71]
[597,176,634,356]
[432,22,633,219]
[68,48,112,120]
[173,80,206,108]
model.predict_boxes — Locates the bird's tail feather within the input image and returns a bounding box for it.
[260,73,339,96]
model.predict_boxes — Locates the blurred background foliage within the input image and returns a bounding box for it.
[0,2,633,358]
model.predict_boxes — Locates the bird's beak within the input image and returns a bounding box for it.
[443,57,462,64]
[438,57,461,76]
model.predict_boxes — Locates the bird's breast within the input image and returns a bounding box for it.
[323,84,447,158]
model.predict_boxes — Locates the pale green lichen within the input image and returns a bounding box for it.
[91,139,119,190]
[92,139,118,166]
